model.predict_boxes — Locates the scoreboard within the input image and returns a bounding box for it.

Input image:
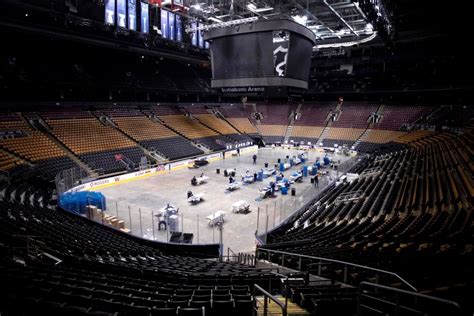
[204,19,315,90]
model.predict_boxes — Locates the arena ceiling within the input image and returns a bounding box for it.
[159,0,392,47]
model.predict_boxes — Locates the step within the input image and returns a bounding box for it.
[255,295,310,316]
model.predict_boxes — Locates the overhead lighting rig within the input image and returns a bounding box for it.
[185,16,259,33]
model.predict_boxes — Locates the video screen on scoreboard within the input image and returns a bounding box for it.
[211,30,311,82]
[211,32,274,79]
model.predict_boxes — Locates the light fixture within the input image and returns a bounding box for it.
[208,17,222,23]
[191,3,202,11]
[247,2,273,13]
[292,15,307,26]
[247,3,256,11]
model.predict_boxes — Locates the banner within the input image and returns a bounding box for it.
[160,9,168,38]
[191,21,198,46]
[117,0,127,28]
[141,2,149,33]
[176,15,182,42]
[198,28,204,48]
[168,12,175,40]
[105,0,115,25]
[128,0,137,30]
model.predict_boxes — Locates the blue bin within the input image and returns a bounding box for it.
[303,166,308,177]
[257,171,264,181]
[59,191,106,215]
[281,186,288,195]
[280,163,285,172]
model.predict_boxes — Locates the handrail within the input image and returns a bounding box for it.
[270,271,290,309]
[253,284,287,316]
[257,248,417,292]
[358,282,462,315]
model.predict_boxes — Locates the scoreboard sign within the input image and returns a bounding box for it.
[205,19,315,90]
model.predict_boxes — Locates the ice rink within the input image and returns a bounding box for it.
[98,147,356,254]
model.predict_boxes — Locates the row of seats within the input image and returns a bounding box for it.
[0,192,284,315]
[159,115,217,139]
[364,129,406,144]
[226,118,259,134]
[294,103,334,126]
[47,118,137,154]
[0,150,25,172]
[326,127,366,142]
[195,114,238,135]
[375,105,430,130]
[112,116,177,141]
[289,126,324,141]
[264,130,474,312]
[80,147,145,174]
[254,104,296,125]
[332,103,378,128]
[142,138,204,160]
[258,125,287,139]
[197,136,228,151]
[1,119,68,161]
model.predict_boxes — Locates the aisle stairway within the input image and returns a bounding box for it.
[283,103,303,143]
[353,103,384,150]
[316,101,341,146]
[256,295,310,315]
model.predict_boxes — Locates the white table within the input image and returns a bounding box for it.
[232,200,250,213]
[242,175,254,183]
[206,211,226,226]
[292,158,302,165]
[263,168,276,177]
[188,192,205,204]
[290,172,303,182]
[226,182,240,191]
[196,176,209,184]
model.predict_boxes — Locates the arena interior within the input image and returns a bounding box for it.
[0,0,473,315]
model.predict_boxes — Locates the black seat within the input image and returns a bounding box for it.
[168,300,189,308]
[176,289,194,296]
[151,307,177,316]
[189,300,212,311]
[177,307,205,316]
[211,299,234,316]
[212,294,231,301]
[232,294,252,301]
[213,289,230,296]
[231,289,248,296]
[234,300,253,315]
[194,289,212,296]
[192,294,211,301]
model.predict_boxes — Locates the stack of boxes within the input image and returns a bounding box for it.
[85,205,130,233]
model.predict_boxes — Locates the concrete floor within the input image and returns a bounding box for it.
[98,147,355,254]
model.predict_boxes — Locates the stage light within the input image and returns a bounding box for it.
[292,15,307,26]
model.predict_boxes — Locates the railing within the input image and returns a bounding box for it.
[358,282,463,316]
[253,284,287,316]
[256,248,417,292]
[223,247,256,266]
